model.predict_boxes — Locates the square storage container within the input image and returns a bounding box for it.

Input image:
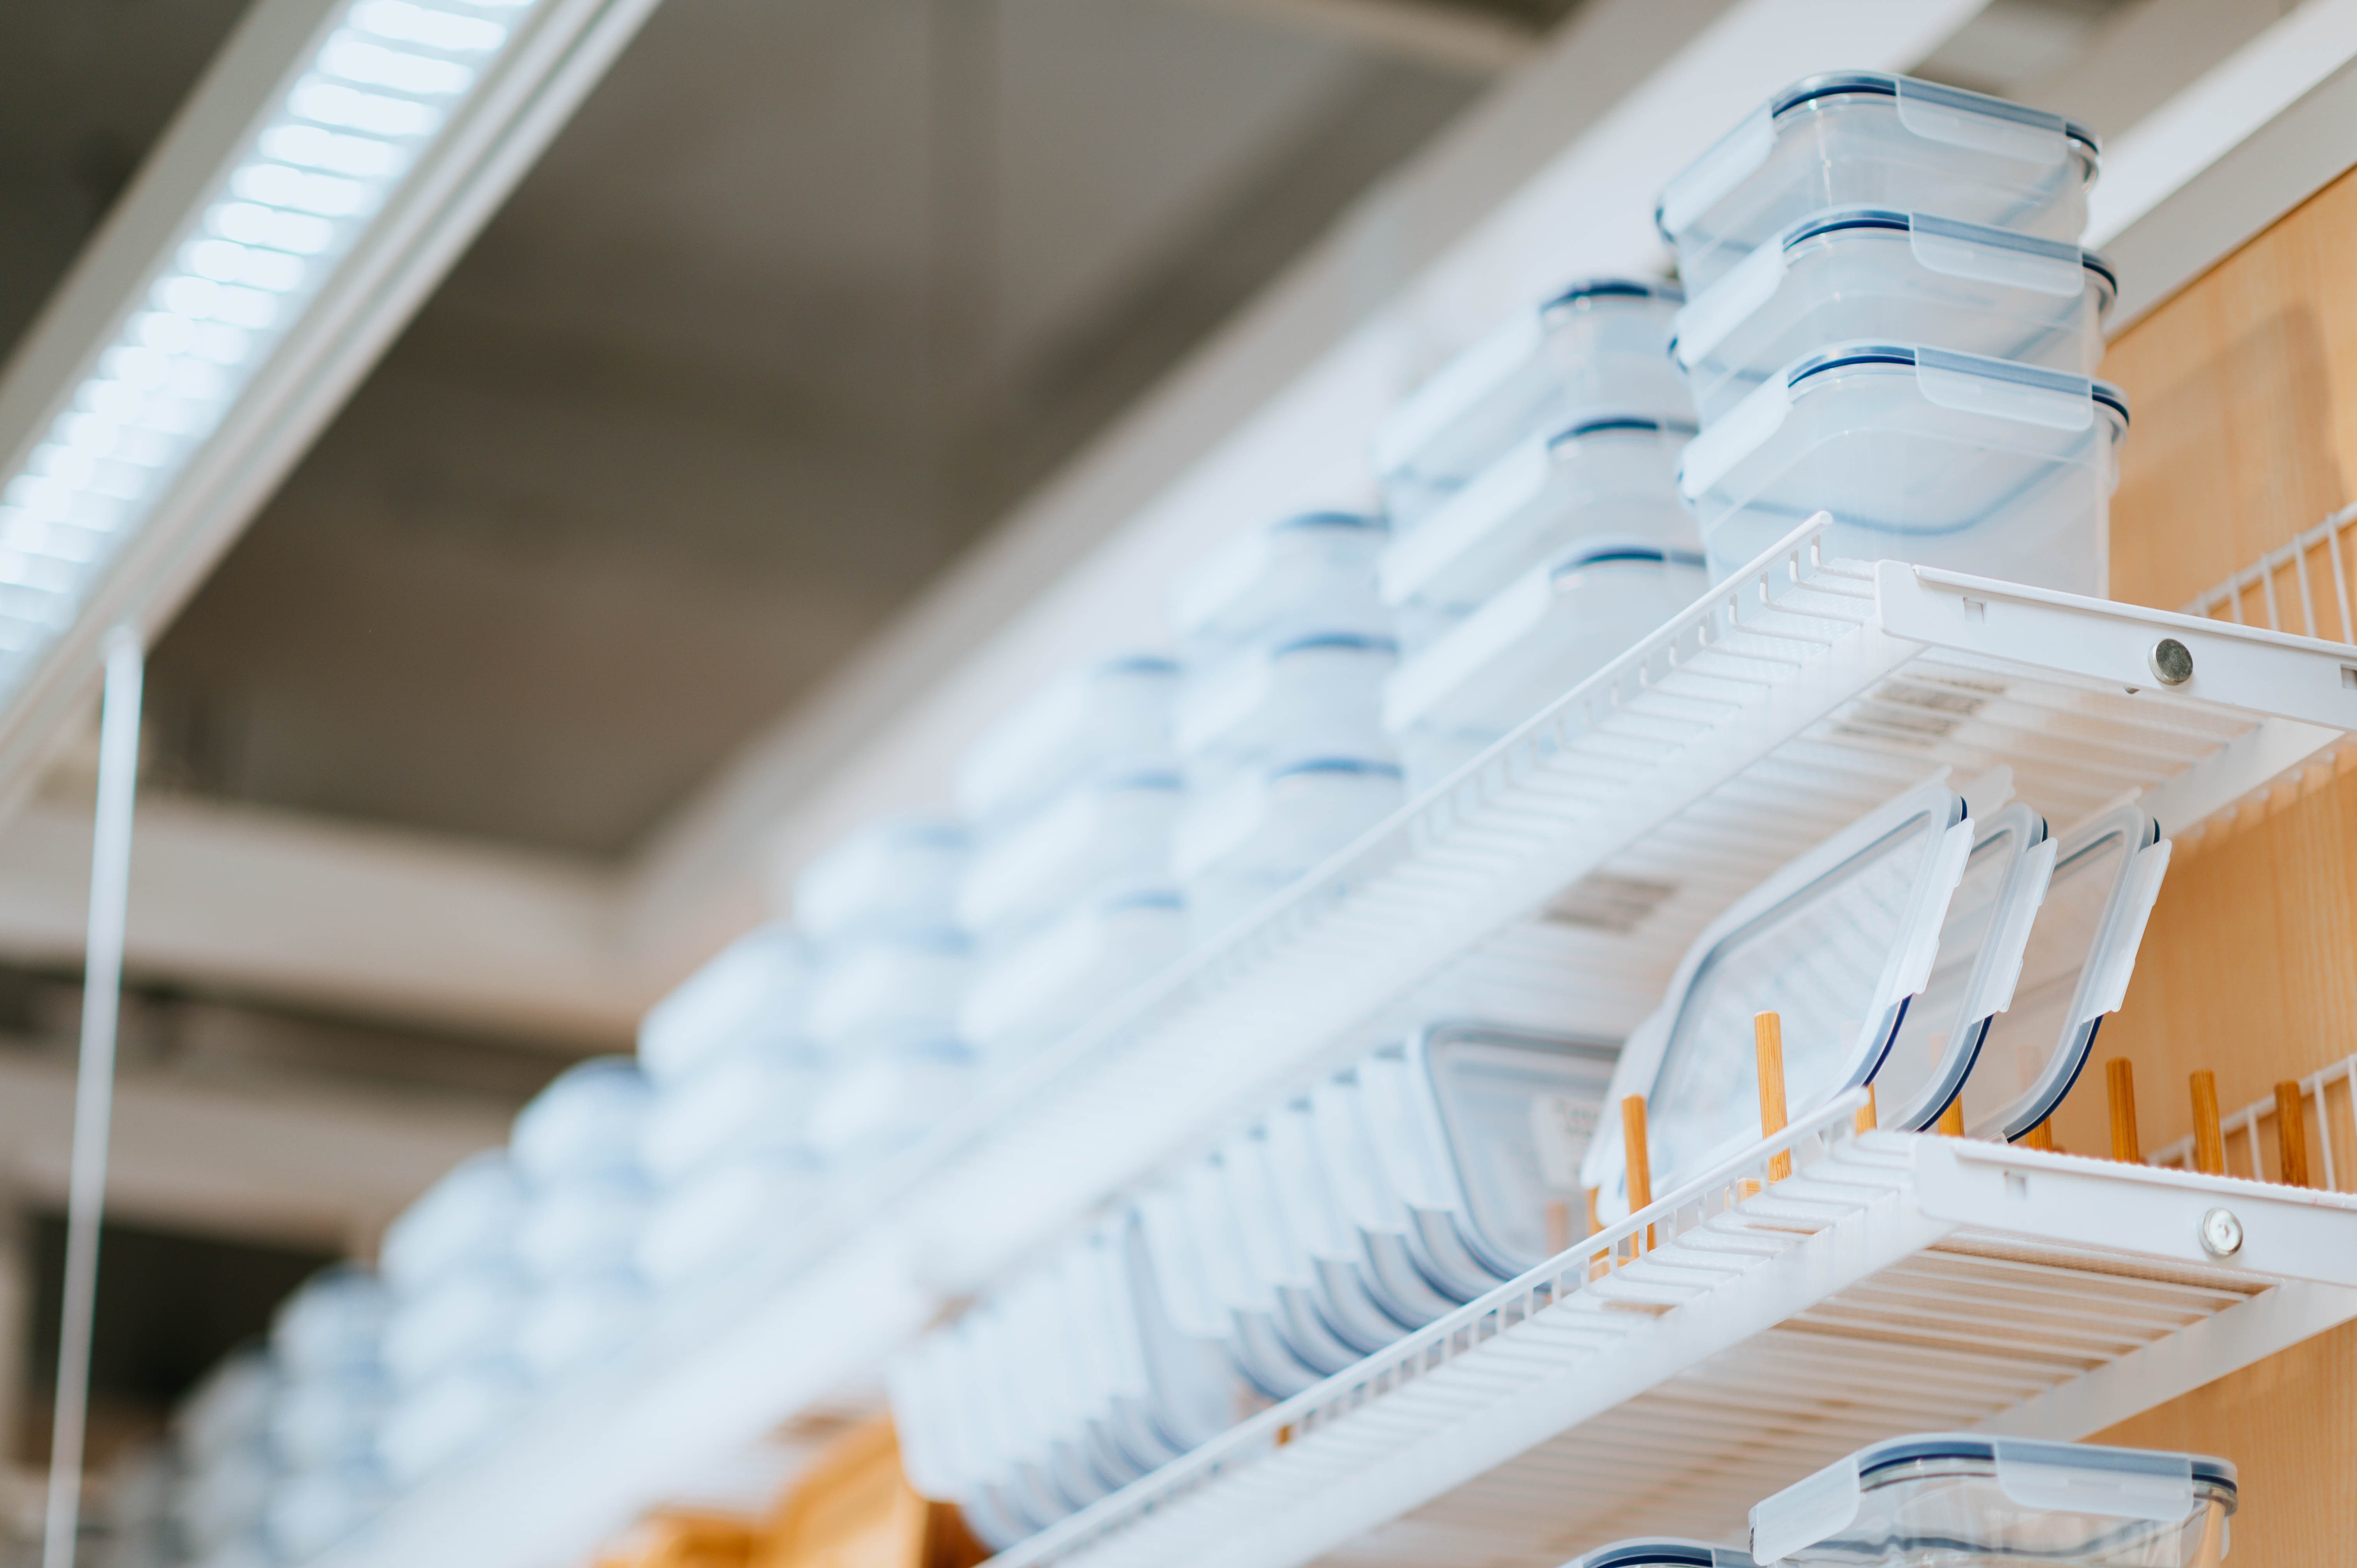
[378,1152,525,1297]
[1383,544,1708,794]
[1672,207,2115,424]
[639,1031,831,1185]
[516,1171,652,1280]
[1679,343,2127,593]
[1376,280,1690,530]
[1378,415,1699,635]
[1582,779,1973,1221]
[1957,805,2168,1141]
[1139,1176,1323,1399]
[1175,634,1396,788]
[510,1057,650,1184]
[514,1272,653,1381]
[805,932,970,1055]
[637,1145,828,1286]
[1307,1072,1470,1324]
[954,656,1180,827]
[957,770,1184,943]
[1258,1102,1421,1354]
[1173,758,1404,943]
[791,817,967,941]
[960,893,1186,1061]
[270,1268,388,1379]
[1168,512,1391,660]
[1750,1434,2234,1567]
[804,1037,978,1165]
[635,922,808,1086]
[1657,72,2100,294]
[1213,1128,1375,1374]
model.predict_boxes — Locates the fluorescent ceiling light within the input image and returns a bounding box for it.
[0,0,663,802]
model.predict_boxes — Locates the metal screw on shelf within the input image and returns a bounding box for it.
[2149,637,2195,685]
[2199,1206,2244,1257]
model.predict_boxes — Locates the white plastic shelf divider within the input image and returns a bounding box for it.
[313,523,2357,1568]
[993,1092,2357,1568]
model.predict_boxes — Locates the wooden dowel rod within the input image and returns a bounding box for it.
[2107,1058,2140,1164]
[2190,1071,2225,1176]
[2023,1119,2054,1151]
[1544,1200,1571,1257]
[1584,1185,1600,1240]
[1622,1095,1653,1250]
[1754,1012,1791,1181]
[2276,1080,2312,1187]
[1936,1097,1965,1137]
[1853,1082,1878,1135]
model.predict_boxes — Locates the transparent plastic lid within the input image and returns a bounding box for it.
[1753,1434,2233,1566]
[1410,1024,1618,1272]
[1571,1541,1757,1568]
[1959,805,2168,1140]
[1871,790,2055,1130]
[1583,780,1972,1215]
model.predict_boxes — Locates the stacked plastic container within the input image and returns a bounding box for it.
[509,1059,657,1381]
[635,922,832,1287]
[955,657,1188,1059]
[888,1020,1616,1550]
[165,1353,279,1568]
[1659,72,2124,592]
[1167,513,1405,941]
[254,1268,396,1559]
[1374,281,1707,792]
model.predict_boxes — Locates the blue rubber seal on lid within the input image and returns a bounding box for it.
[1769,70,2098,155]
[1545,277,1685,310]
[1268,510,1384,535]
[1579,1544,1742,1568]
[1547,415,1700,450]
[1550,544,1706,581]
[1268,632,1398,657]
[1853,1436,2236,1497]
[1269,757,1403,782]
[1781,208,2117,298]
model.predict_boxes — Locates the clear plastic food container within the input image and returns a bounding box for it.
[1657,72,2101,294]
[1583,779,1973,1221]
[635,921,808,1086]
[957,770,1184,942]
[805,1037,977,1165]
[1672,207,2114,423]
[791,816,967,941]
[954,655,1180,826]
[1174,758,1404,942]
[1378,416,1699,634]
[176,1351,278,1456]
[377,1360,529,1484]
[261,1462,390,1559]
[1376,279,1690,529]
[1259,1101,1419,1353]
[1214,1127,1376,1372]
[516,1170,653,1280]
[378,1151,525,1297]
[270,1266,388,1378]
[1168,512,1391,660]
[805,931,971,1054]
[1569,1542,1756,1568]
[515,1272,653,1381]
[1139,1177,1323,1399]
[1392,1024,1619,1277]
[1308,1073,1469,1323]
[1750,1434,2234,1566]
[381,1263,530,1386]
[1383,544,1708,793]
[638,1031,829,1185]
[510,1057,651,1183]
[960,892,1185,1060]
[1958,805,2168,1141]
[1679,344,2127,594]
[265,1371,389,1470]
[636,1145,828,1285]
[1175,634,1396,786]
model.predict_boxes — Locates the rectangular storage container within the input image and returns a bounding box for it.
[638,1032,830,1184]
[1958,805,2168,1141]
[1671,206,2114,424]
[959,893,1186,1061]
[1678,343,2127,594]
[1750,1434,2234,1567]
[1376,279,1690,530]
[1657,71,2100,294]
[1168,512,1391,661]
[954,656,1180,826]
[1175,633,1396,786]
[790,817,967,942]
[1378,415,1699,634]
[1383,544,1707,794]
[634,922,807,1086]
[1581,779,1972,1222]
[957,770,1183,943]
[804,932,970,1055]
[1173,758,1404,943]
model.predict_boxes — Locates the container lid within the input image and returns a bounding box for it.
[1543,276,1686,312]
[1752,1433,2233,1565]
[1548,413,1699,450]
[1569,1541,1757,1568]
[1170,513,1385,641]
[1657,71,2098,243]
[1958,805,2168,1140]
[1580,778,1973,1217]
[1786,343,2129,426]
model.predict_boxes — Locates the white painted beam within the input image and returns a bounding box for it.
[1184,0,1539,76]
[0,1048,511,1251]
[0,795,645,1048]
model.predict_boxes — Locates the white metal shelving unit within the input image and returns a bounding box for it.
[318,523,2357,1568]
[990,1094,2357,1568]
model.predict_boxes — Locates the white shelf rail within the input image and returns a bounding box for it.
[2184,501,2357,640]
[990,1096,2357,1568]
[2149,1052,2357,1192]
[316,525,2357,1568]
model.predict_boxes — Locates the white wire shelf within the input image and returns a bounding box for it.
[992,1093,2357,1568]
[315,523,2357,1568]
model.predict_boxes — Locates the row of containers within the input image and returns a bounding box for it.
[141,68,2132,1568]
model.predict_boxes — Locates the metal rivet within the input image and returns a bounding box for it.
[2150,638,2194,686]
[2199,1206,2243,1257]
